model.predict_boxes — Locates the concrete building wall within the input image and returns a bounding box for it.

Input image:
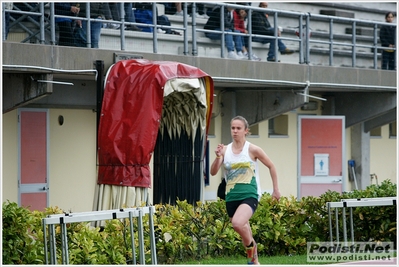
[369,126,397,184]
[2,110,19,204]
[2,1,396,211]
[203,93,397,199]
[2,109,98,212]
[48,109,97,212]
[2,107,396,211]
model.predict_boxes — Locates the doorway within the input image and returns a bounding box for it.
[297,115,346,198]
[18,109,49,211]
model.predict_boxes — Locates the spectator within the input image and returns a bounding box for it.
[174,3,183,16]
[162,3,183,16]
[3,2,13,40]
[134,3,180,35]
[380,12,396,70]
[74,3,112,48]
[163,3,208,18]
[251,2,294,62]
[187,3,209,19]
[54,3,80,47]
[104,3,141,31]
[204,4,247,59]
[123,3,141,31]
[195,3,209,19]
[234,6,261,61]
[106,3,120,29]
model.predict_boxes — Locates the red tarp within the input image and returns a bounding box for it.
[97,59,214,187]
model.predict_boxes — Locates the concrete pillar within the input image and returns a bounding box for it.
[350,123,370,190]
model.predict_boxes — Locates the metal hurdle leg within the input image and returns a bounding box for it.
[137,208,145,265]
[342,207,347,245]
[149,206,157,264]
[129,211,137,265]
[62,222,69,264]
[328,203,333,244]
[49,224,57,264]
[60,221,69,264]
[60,223,65,264]
[349,207,354,244]
[335,208,339,242]
[43,219,48,264]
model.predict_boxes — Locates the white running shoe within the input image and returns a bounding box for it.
[237,51,248,60]
[157,29,166,34]
[244,52,261,61]
[174,11,183,16]
[251,53,261,61]
[227,51,238,59]
[109,23,120,29]
[194,13,209,19]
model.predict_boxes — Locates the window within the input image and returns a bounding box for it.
[207,114,216,136]
[370,127,381,138]
[269,115,289,137]
[389,121,396,138]
[248,124,259,137]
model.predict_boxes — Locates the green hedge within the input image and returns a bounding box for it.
[2,180,396,264]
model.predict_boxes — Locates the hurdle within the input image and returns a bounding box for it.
[42,206,157,265]
[326,197,396,245]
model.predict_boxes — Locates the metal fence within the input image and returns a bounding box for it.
[2,2,395,69]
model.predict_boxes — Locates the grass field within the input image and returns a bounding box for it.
[177,254,324,265]
[176,252,397,265]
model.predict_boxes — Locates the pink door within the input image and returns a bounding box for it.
[298,116,346,198]
[19,109,48,211]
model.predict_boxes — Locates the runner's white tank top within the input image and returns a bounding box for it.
[223,141,261,201]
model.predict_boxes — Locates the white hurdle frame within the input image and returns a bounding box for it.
[326,197,396,245]
[42,206,157,265]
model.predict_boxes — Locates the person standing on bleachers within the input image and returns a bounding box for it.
[204,4,247,59]
[162,3,183,16]
[234,5,261,61]
[74,3,112,48]
[251,2,294,62]
[380,12,396,70]
[104,3,141,31]
[123,3,142,31]
[54,3,80,47]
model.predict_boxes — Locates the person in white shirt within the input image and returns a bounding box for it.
[210,115,281,265]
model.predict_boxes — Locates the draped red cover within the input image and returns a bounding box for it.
[97,59,214,187]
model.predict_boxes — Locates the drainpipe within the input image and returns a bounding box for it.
[96,60,104,148]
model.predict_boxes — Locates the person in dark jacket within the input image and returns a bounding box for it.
[251,2,294,62]
[379,12,396,70]
[204,4,246,59]
[74,3,112,48]
[54,3,80,46]
[104,3,141,31]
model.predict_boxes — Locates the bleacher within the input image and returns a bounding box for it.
[5,2,396,68]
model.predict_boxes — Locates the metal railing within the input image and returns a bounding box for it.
[2,2,395,69]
